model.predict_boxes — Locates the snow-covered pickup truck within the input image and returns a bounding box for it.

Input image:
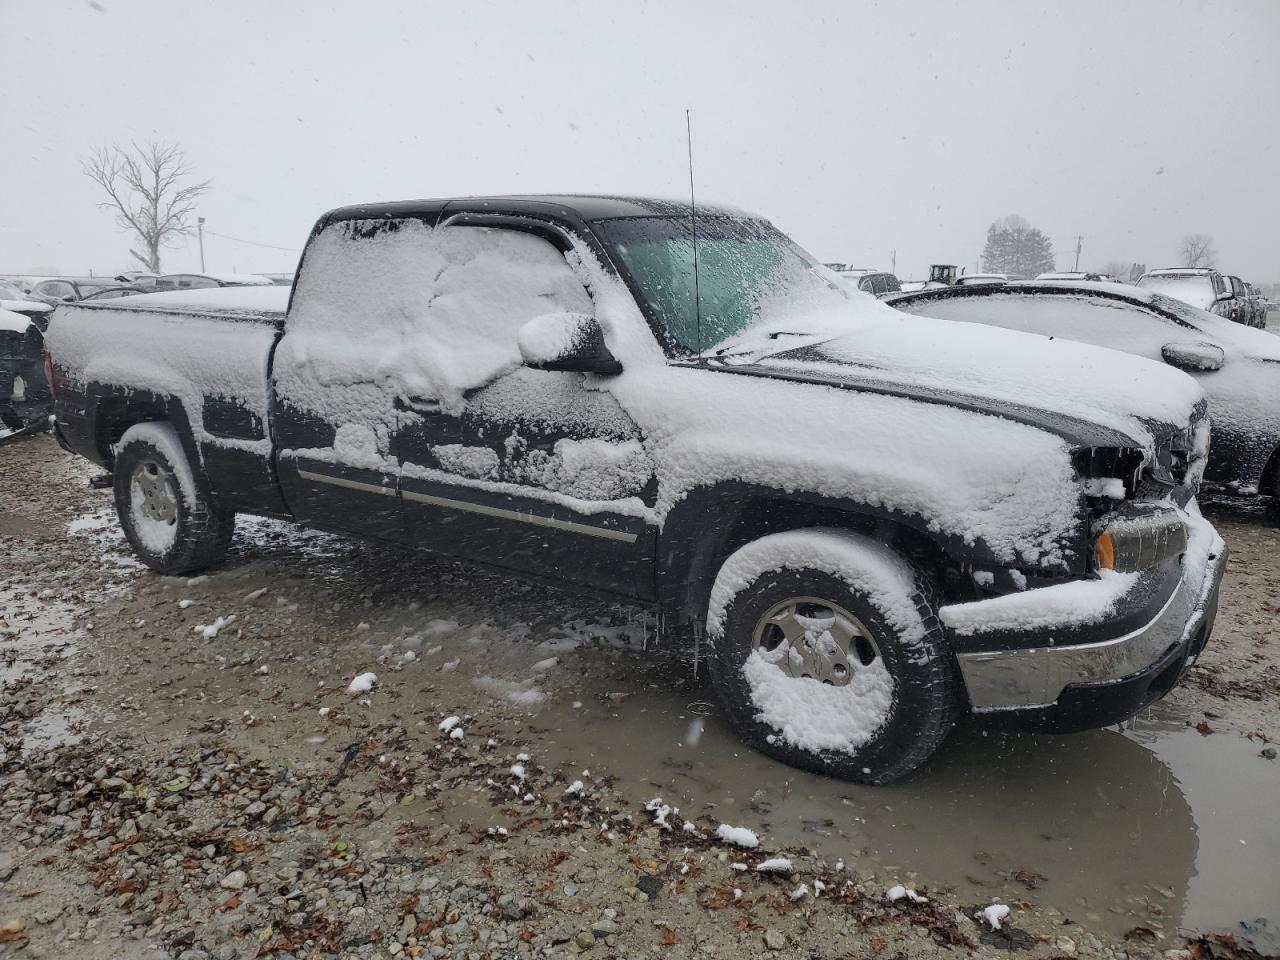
[47,196,1227,782]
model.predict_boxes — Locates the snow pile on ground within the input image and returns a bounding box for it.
[473,675,546,706]
[754,857,793,873]
[644,798,675,830]
[982,903,1011,930]
[714,824,759,848]
[194,615,234,640]
[347,672,377,695]
[887,884,927,903]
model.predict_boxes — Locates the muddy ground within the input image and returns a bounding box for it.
[1,435,1277,960]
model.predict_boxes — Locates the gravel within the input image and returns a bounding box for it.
[1,435,1276,960]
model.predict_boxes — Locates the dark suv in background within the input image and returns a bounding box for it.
[824,265,902,297]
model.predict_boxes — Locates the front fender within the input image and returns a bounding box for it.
[656,481,1086,630]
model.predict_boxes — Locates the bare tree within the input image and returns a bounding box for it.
[83,142,211,273]
[1178,234,1216,268]
[1100,259,1134,282]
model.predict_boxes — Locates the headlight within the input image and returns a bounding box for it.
[1093,510,1187,572]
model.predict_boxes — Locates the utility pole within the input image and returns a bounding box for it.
[1073,235,1083,272]
[890,249,896,275]
[198,217,207,272]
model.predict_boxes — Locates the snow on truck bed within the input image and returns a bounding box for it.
[71,286,290,319]
[45,290,283,456]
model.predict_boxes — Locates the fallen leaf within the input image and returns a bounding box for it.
[660,928,680,946]
[1195,721,1215,736]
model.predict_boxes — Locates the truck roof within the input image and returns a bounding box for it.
[321,194,757,226]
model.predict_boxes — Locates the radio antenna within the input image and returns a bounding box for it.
[685,109,703,357]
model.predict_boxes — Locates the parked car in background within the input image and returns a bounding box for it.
[1036,271,1104,281]
[826,266,902,297]
[888,280,1280,502]
[258,273,296,287]
[20,276,123,304]
[114,271,159,287]
[46,194,1225,782]
[0,280,55,329]
[1242,283,1267,327]
[0,307,50,433]
[955,273,1017,286]
[1135,268,1240,323]
[80,286,146,302]
[151,272,274,291]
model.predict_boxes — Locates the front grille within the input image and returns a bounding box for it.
[1135,412,1207,502]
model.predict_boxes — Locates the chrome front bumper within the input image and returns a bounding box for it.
[954,524,1227,714]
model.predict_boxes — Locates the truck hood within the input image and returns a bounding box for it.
[714,308,1206,451]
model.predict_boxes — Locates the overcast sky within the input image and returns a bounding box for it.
[2,0,1277,281]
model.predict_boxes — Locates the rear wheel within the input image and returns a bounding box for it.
[706,528,958,784]
[113,422,234,575]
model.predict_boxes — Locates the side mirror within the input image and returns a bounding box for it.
[1161,341,1224,372]
[518,312,622,375]
[1216,287,1234,302]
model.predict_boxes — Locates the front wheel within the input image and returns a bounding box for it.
[706,528,958,784]
[113,422,235,575]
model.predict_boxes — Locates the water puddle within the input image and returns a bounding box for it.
[0,584,91,753]
[532,657,1280,943]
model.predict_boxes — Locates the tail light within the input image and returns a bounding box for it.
[42,347,57,401]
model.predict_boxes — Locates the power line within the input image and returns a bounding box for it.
[203,229,301,253]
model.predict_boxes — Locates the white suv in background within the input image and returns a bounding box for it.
[1136,268,1241,322]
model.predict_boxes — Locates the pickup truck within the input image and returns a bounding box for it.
[47,195,1227,782]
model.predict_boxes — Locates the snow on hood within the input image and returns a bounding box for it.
[0,308,34,334]
[0,298,52,314]
[730,302,1204,447]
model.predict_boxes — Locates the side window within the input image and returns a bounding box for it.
[286,219,592,414]
[858,277,874,293]
[871,276,889,295]
[38,280,76,299]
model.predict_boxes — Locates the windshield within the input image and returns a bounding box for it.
[595,216,848,354]
[1137,273,1217,309]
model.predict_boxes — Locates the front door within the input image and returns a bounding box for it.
[390,223,656,599]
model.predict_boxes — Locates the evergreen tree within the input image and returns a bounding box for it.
[980,215,1056,277]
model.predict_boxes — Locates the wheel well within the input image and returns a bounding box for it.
[663,493,955,633]
[1264,443,1280,500]
[93,394,174,467]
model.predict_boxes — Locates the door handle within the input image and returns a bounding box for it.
[396,396,442,414]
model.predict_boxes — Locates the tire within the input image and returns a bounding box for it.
[705,528,958,784]
[113,422,235,575]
